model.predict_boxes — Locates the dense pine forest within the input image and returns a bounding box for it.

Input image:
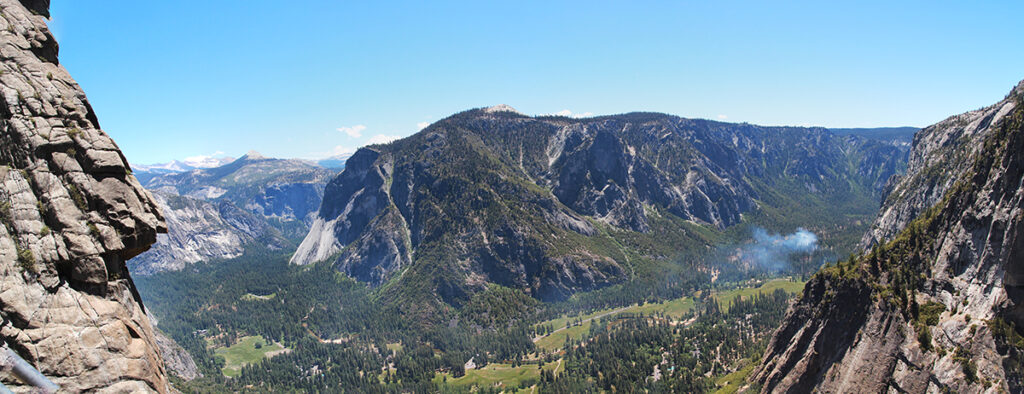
[136,243,801,392]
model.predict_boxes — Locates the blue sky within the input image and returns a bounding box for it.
[48,1,1024,164]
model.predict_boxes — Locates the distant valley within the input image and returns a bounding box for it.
[131,111,919,390]
[5,1,1020,393]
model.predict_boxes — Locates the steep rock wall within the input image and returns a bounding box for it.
[0,0,169,391]
[753,80,1024,393]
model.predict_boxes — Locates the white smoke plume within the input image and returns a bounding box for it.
[726,227,819,272]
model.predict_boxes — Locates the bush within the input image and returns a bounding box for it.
[16,246,35,273]
[918,301,945,326]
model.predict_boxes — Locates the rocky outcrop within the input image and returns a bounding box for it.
[294,106,907,304]
[0,0,168,391]
[752,80,1024,393]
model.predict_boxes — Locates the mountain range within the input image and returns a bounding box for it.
[290,106,910,306]
[7,2,1022,392]
[128,152,336,274]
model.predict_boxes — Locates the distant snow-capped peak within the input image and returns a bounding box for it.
[133,155,236,173]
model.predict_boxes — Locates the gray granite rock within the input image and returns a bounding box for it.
[753,80,1024,393]
[0,0,168,391]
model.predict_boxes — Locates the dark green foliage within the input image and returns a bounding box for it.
[541,289,793,392]
[139,243,802,392]
[459,285,540,329]
[953,346,978,383]
[16,245,35,273]
[917,328,933,351]
[988,317,1024,388]
[138,248,537,392]
[0,200,12,229]
[918,301,945,326]
[911,301,945,350]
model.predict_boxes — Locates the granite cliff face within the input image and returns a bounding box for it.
[294,107,907,304]
[862,92,1020,249]
[0,0,169,391]
[753,80,1024,393]
[131,153,332,274]
[128,191,287,275]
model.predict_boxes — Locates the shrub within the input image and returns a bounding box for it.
[0,200,12,228]
[16,246,35,273]
[918,301,945,326]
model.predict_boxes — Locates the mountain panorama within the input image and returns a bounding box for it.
[1,1,1022,392]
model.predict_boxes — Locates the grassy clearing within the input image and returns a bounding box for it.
[536,322,591,352]
[534,298,696,352]
[214,335,284,377]
[634,296,697,319]
[434,361,562,391]
[715,278,804,312]
[533,278,804,352]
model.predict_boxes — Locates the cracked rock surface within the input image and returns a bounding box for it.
[0,0,169,391]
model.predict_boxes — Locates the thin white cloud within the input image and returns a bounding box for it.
[308,145,357,160]
[717,114,728,120]
[544,109,594,118]
[337,124,366,138]
[417,121,431,130]
[366,134,401,145]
